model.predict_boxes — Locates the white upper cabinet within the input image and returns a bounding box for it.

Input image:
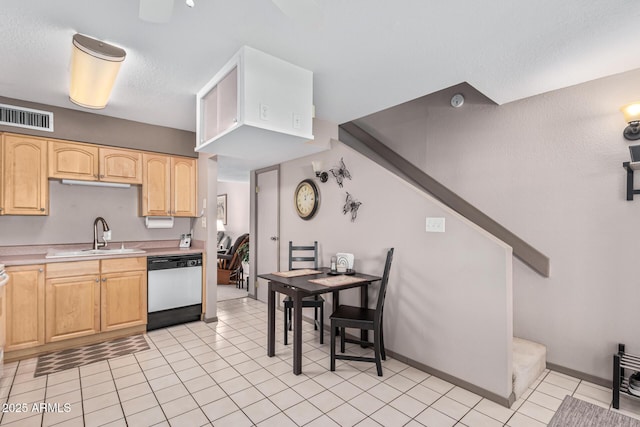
[195,46,324,167]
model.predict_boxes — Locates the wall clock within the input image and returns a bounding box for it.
[294,179,319,220]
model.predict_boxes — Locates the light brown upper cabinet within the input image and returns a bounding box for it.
[1,133,48,215]
[49,140,142,184]
[48,140,99,180]
[141,153,197,217]
[171,156,197,217]
[99,147,143,184]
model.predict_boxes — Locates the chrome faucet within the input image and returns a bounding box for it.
[93,217,111,250]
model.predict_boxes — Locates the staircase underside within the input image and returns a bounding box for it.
[338,122,550,278]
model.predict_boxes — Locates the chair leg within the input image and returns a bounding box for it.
[374,330,383,376]
[319,303,324,345]
[283,306,288,345]
[380,326,386,360]
[330,321,336,371]
[340,327,345,353]
[313,306,318,330]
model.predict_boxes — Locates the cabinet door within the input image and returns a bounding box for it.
[48,140,99,181]
[141,153,171,216]
[2,134,48,215]
[101,271,147,332]
[171,156,197,217]
[199,65,238,144]
[99,147,143,184]
[45,275,100,343]
[5,265,45,351]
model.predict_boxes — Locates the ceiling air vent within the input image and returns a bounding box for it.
[0,103,54,132]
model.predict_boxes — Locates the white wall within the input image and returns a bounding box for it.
[355,68,640,381]
[217,181,250,241]
[0,181,190,246]
[278,140,514,400]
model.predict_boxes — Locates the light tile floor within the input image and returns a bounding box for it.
[1,297,639,426]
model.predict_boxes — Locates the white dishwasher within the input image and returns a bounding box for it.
[147,254,202,331]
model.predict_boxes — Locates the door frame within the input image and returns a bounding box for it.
[250,165,280,300]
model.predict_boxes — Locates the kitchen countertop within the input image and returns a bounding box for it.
[0,240,205,267]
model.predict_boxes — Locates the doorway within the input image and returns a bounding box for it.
[254,166,279,302]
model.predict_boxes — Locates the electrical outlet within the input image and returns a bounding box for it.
[293,113,301,129]
[260,103,269,121]
[426,217,445,232]
[201,217,206,228]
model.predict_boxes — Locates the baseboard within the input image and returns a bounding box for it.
[337,329,515,408]
[546,362,611,388]
[203,315,218,323]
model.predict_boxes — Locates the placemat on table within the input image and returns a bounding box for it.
[271,269,322,278]
[309,275,368,287]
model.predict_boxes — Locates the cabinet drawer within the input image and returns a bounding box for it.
[101,257,146,274]
[46,260,100,278]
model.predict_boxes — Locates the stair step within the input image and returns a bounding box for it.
[513,337,546,400]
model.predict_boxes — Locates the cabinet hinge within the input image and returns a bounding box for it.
[255,186,260,193]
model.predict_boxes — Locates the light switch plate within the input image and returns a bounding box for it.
[426,217,445,232]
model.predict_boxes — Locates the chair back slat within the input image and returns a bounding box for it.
[375,248,394,319]
[289,241,318,270]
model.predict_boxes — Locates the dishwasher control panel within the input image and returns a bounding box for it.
[147,254,202,271]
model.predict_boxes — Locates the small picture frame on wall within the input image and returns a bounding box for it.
[217,194,227,225]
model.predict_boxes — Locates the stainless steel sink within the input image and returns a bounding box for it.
[46,248,146,258]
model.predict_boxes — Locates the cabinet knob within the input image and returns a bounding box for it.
[100,175,104,179]
[38,268,43,273]
[40,208,45,212]
[95,278,100,283]
[102,278,107,282]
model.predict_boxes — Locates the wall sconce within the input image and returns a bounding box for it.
[69,34,126,109]
[621,102,640,140]
[311,161,328,182]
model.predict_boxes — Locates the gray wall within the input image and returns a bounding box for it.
[278,139,514,400]
[0,96,196,157]
[0,181,190,246]
[217,181,250,241]
[355,68,640,381]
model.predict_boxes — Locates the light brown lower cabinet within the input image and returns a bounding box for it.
[101,257,147,332]
[45,274,101,343]
[5,264,45,351]
[44,257,147,344]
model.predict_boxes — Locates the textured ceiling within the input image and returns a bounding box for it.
[1,0,639,133]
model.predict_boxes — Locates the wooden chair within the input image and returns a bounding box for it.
[217,233,249,285]
[283,241,324,345]
[330,248,394,376]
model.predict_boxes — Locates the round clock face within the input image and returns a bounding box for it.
[294,179,319,220]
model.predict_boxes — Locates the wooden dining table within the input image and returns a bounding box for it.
[258,267,382,375]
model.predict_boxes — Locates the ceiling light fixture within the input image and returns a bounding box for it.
[186,0,195,7]
[69,34,126,109]
[621,102,640,141]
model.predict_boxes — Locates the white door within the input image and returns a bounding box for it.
[256,168,279,302]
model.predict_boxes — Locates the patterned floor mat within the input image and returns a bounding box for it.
[34,334,150,377]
